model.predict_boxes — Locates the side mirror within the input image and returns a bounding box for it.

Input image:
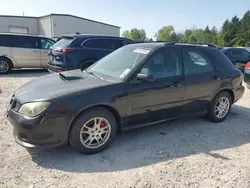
[136,73,154,82]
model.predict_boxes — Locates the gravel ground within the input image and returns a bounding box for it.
[0,70,250,188]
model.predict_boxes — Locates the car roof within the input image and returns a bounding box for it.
[0,32,52,39]
[63,34,133,41]
[222,47,247,50]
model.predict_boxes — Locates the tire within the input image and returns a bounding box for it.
[69,107,117,154]
[78,60,97,70]
[0,57,12,74]
[207,91,232,122]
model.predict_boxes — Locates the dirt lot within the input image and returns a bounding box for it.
[0,70,250,188]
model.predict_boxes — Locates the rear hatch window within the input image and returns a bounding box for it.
[53,37,74,49]
[49,37,75,63]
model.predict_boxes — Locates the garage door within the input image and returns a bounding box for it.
[9,26,28,34]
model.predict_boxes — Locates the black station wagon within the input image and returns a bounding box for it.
[7,42,245,154]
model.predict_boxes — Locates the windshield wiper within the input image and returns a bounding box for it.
[85,70,104,80]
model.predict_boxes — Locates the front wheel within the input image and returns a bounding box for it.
[69,107,117,154]
[207,91,232,122]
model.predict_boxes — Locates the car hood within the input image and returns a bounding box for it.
[14,70,113,102]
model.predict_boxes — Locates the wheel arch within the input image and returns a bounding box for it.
[68,104,122,140]
[0,55,14,68]
[78,58,98,69]
[211,88,235,104]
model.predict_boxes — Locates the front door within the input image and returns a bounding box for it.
[126,47,185,127]
[39,38,55,68]
[10,36,40,68]
[181,47,221,114]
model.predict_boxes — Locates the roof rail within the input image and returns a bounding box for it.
[165,42,217,48]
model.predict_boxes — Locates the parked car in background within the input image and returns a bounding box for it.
[47,34,134,72]
[244,62,250,89]
[7,42,244,154]
[0,33,55,74]
[220,47,250,72]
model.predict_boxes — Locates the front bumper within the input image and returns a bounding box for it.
[7,106,70,148]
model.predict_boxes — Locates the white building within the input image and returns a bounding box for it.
[0,14,120,37]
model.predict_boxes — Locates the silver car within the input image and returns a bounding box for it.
[0,33,55,74]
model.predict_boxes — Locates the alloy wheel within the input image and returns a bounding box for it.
[214,96,230,119]
[0,60,9,73]
[80,117,111,149]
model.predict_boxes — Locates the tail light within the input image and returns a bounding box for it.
[245,62,250,74]
[62,48,75,53]
[55,48,74,53]
[245,62,250,69]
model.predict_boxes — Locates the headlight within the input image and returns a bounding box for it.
[18,101,51,117]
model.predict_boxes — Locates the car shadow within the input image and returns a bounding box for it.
[30,104,250,173]
[0,69,49,78]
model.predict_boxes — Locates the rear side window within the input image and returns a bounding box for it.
[231,49,250,59]
[0,35,12,46]
[12,36,38,48]
[53,37,74,48]
[214,49,237,70]
[182,49,214,75]
[82,38,123,50]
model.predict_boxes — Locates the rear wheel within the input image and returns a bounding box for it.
[207,91,232,122]
[0,57,12,74]
[69,107,117,154]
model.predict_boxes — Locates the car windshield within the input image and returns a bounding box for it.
[87,45,152,81]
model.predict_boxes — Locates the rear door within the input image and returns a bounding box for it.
[39,38,55,67]
[182,47,221,114]
[10,35,40,68]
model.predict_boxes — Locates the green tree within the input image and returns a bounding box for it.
[187,34,197,43]
[155,25,175,41]
[122,28,148,42]
[147,38,154,42]
[234,11,250,46]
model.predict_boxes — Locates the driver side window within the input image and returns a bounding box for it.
[140,48,182,79]
[40,38,55,49]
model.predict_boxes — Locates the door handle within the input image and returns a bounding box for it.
[212,76,220,81]
[170,82,182,87]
